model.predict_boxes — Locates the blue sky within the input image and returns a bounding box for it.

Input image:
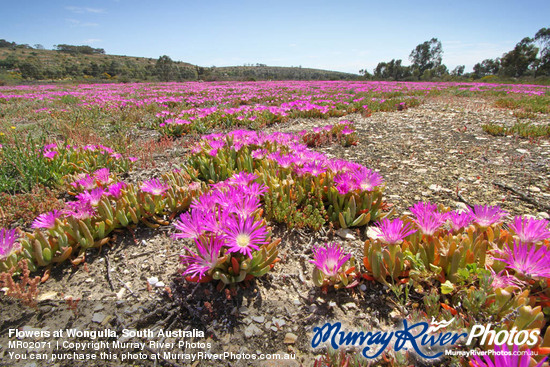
[2,0,549,74]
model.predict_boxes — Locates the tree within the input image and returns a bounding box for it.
[534,27,550,76]
[155,55,176,81]
[451,65,465,76]
[359,69,372,79]
[373,59,411,80]
[473,58,500,78]
[18,57,43,79]
[409,38,443,77]
[500,37,538,77]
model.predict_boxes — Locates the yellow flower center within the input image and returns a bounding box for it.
[236,234,251,248]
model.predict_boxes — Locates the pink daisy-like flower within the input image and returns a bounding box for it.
[447,210,474,233]
[180,236,224,280]
[76,188,105,206]
[71,174,96,191]
[310,242,351,278]
[352,168,383,192]
[0,228,20,261]
[222,215,268,259]
[32,210,62,230]
[65,200,96,220]
[334,172,355,195]
[494,240,550,279]
[107,182,127,199]
[296,161,326,177]
[471,204,508,227]
[470,343,546,367]
[227,172,258,186]
[489,268,524,290]
[409,202,438,217]
[410,202,447,236]
[376,218,417,245]
[141,178,170,196]
[243,182,268,197]
[229,195,261,219]
[173,210,217,239]
[508,216,550,244]
[251,149,267,159]
[93,168,112,185]
[43,150,58,159]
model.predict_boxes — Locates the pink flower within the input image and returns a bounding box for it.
[471,205,507,227]
[470,343,545,367]
[141,178,170,196]
[180,236,224,280]
[0,228,20,261]
[93,168,112,185]
[76,188,105,206]
[107,182,127,199]
[376,218,416,245]
[310,243,351,277]
[447,210,474,232]
[32,210,62,230]
[352,168,383,191]
[494,240,550,278]
[222,215,268,259]
[508,216,550,244]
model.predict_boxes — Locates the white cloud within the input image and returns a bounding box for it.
[66,6,105,14]
[66,19,99,27]
[84,38,102,44]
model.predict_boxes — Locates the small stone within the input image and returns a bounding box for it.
[272,317,286,328]
[284,333,298,344]
[309,304,318,313]
[93,304,104,312]
[328,301,337,308]
[239,306,249,315]
[538,212,550,219]
[85,278,94,283]
[528,186,541,193]
[92,312,106,324]
[335,228,355,240]
[366,226,381,240]
[147,277,159,286]
[428,184,442,192]
[389,310,401,319]
[155,281,165,288]
[244,324,262,338]
[359,284,367,292]
[415,168,427,174]
[37,291,57,302]
[516,149,529,154]
[252,316,265,323]
[116,288,126,300]
[342,302,358,311]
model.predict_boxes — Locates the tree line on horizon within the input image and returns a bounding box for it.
[1,28,549,84]
[360,27,550,82]
[0,40,356,84]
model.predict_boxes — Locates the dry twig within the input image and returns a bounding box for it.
[493,181,550,212]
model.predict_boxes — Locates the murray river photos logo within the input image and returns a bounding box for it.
[310,319,540,359]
